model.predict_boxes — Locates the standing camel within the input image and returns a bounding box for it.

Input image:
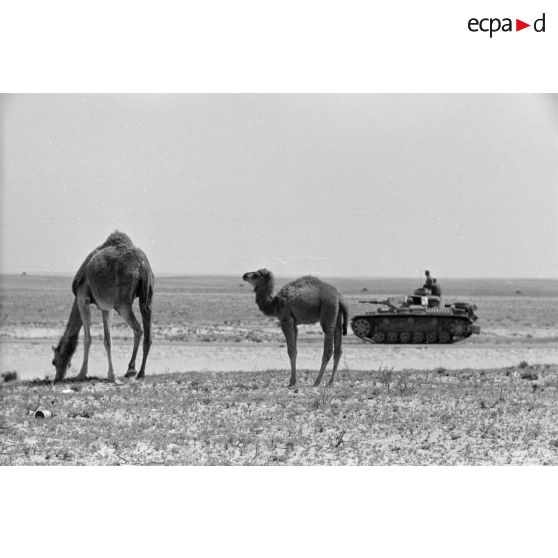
[242,269,348,387]
[52,231,154,382]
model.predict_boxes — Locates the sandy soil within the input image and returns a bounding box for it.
[2,338,558,382]
[3,276,557,466]
[3,366,558,465]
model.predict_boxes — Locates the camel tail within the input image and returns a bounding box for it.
[340,300,349,336]
[137,261,154,307]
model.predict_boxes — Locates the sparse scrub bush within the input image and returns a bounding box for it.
[395,375,423,397]
[378,366,394,393]
[311,386,337,410]
[330,429,347,448]
[1,371,18,383]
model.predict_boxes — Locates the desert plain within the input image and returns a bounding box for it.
[1,274,557,465]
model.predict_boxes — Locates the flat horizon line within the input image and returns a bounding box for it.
[2,272,558,281]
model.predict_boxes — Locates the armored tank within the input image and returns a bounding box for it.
[351,292,480,344]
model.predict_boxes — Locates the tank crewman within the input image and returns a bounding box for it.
[423,270,434,292]
[431,278,442,297]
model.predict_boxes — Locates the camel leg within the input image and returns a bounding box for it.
[327,314,344,386]
[136,301,152,379]
[118,305,143,378]
[101,310,115,381]
[292,322,298,385]
[280,318,297,387]
[313,310,337,387]
[76,298,92,380]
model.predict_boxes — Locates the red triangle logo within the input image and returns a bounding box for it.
[516,19,530,31]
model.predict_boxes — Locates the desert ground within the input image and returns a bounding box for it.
[1,274,557,464]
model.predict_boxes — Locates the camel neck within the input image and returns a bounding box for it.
[57,299,82,358]
[63,299,82,336]
[254,282,277,317]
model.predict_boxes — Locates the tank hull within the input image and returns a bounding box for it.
[351,303,480,344]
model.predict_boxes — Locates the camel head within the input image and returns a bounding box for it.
[242,268,273,289]
[52,344,72,382]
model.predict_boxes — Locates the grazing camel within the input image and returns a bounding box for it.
[52,231,154,382]
[242,269,348,387]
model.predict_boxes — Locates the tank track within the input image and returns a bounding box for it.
[351,314,476,344]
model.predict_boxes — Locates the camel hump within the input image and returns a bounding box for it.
[294,275,324,287]
[279,275,325,299]
[278,275,344,318]
[71,231,138,296]
[99,231,134,249]
[284,275,336,293]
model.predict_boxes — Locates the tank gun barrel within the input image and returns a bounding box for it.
[358,298,399,309]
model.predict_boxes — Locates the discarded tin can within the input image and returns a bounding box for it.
[34,409,52,419]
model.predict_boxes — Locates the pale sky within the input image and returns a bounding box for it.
[1,94,557,278]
